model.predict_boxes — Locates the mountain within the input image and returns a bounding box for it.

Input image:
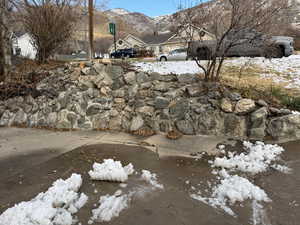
[103,8,174,35]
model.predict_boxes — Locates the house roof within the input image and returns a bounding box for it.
[141,32,175,45]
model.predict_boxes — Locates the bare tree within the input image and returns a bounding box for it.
[19,0,80,63]
[0,0,13,81]
[175,0,290,82]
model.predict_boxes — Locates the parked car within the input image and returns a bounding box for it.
[110,48,137,58]
[188,34,294,59]
[157,48,188,61]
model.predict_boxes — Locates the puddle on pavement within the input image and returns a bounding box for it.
[0,142,299,225]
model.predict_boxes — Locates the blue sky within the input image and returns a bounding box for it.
[107,0,180,17]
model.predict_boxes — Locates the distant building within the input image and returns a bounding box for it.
[108,24,215,55]
[12,33,37,59]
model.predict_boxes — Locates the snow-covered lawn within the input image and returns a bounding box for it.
[134,55,300,90]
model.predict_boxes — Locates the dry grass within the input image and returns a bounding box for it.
[219,64,300,109]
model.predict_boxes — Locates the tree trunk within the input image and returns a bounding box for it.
[0,0,12,81]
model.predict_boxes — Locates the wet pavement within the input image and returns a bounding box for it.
[0,139,299,225]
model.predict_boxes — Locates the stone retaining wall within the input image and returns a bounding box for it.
[0,62,300,141]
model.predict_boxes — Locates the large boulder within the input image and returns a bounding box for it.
[235,99,256,115]
[57,109,76,129]
[249,107,268,139]
[13,109,27,126]
[154,97,170,109]
[176,120,195,135]
[130,115,144,131]
[224,114,247,137]
[220,98,233,113]
[267,114,300,140]
[0,110,15,127]
[169,99,189,120]
[124,72,136,85]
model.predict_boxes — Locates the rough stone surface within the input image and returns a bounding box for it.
[130,115,144,131]
[220,98,233,113]
[0,61,298,141]
[267,114,300,140]
[154,97,170,109]
[235,99,256,115]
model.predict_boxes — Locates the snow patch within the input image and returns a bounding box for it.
[0,174,88,225]
[89,190,130,223]
[141,170,164,189]
[213,141,286,174]
[89,159,135,183]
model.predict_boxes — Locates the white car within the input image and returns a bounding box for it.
[157,48,188,61]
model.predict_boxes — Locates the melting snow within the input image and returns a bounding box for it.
[88,190,130,224]
[191,141,290,221]
[213,141,287,174]
[134,55,300,89]
[89,159,134,182]
[0,174,88,225]
[141,170,164,189]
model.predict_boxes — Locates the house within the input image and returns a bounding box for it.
[12,33,37,59]
[108,24,215,55]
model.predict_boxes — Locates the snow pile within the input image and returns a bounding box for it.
[141,170,164,189]
[213,141,286,174]
[88,190,130,224]
[191,141,289,220]
[89,159,135,182]
[0,174,88,225]
[191,172,269,216]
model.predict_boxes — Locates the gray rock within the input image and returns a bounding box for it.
[249,128,266,140]
[186,85,201,97]
[130,115,144,131]
[109,115,122,130]
[124,72,136,85]
[224,114,247,137]
[112,89,126,98]
[251,107,268,128]
[152,73,176,82]
[198,111,224,135]
[235,99,256,115]
[136,106,154,117]
[81,67,90,75]
[140,82,152,89]
[57,109,73,129]
[136,72,151,84]
[154,82,170,92]
[279,108,292,115]
[106,65,124,80]
[93,63,105,74]
[176,120,195,135]
[220,98,233,113]
[128,84,138,99]
[169,99,189,120]
[228,92,242,101]
[86,103,103,116]
[154,97,170,109]
[91,112,110,130]
[13,109,27,125]
[176,74,197,83]
[267,114,300,140]
[257,99,268,107]
[0,110,15,127]
[47,112,58,126]
[269,107,281,115]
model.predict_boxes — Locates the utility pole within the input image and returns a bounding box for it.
[88,0,94,60]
